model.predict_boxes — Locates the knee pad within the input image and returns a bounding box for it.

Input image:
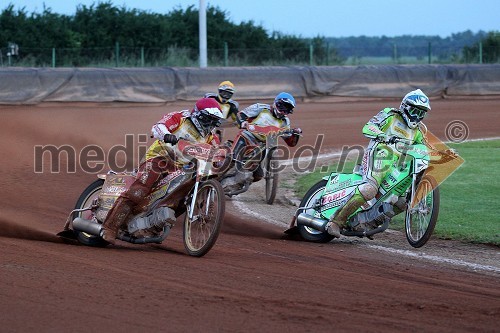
[358,182,378,201]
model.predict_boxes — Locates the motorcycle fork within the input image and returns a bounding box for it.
[405,173,417,223]
[188,179,200,220]
[187,179,215,220]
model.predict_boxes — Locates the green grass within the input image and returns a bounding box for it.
[294,139,500,245]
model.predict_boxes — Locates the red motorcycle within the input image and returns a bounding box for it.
[58,139,227,257]
[219,124,294,204]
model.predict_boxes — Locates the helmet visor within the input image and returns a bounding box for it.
[275,100,294,115]
[218,90,233,100]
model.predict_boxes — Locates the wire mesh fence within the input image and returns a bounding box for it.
[1,43,498,67]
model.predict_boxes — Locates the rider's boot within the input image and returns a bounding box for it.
[100,197,134,245]
[326,192,366,238]
[253,165,264,182]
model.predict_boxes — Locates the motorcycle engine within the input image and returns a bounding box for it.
[127,206,176,237]
[350,202,397,230]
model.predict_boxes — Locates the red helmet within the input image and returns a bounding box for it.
[191,98,224,136]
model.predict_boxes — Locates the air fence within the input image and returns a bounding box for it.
[0,65,499,104]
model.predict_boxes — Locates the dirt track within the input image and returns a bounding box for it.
[0,98,499,332]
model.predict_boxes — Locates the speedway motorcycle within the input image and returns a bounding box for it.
[286,138,457,248]
[219,124,294,205]
[58,139,227,257]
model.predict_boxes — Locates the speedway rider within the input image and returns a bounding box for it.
[234,92,302,182]
[326,89,432,238]
[205,80,239,127]
[100,98,224,244]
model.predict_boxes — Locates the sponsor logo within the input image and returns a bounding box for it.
[337,179,352,188]
[394,126,409,137]
[148,186,168,202]
[322,189,347,205]
[329,174,339,185]
[100,196,117,208]
[184,145,211,158]
[108,177,127,186]
[105,185,127,194]
[156,169,185,187]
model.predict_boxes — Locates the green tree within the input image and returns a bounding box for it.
[0,2,344,67]
[462,31,500,63]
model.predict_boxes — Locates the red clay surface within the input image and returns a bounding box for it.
[0,98,499,332]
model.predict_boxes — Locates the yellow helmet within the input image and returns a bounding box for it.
[218,80,235,103]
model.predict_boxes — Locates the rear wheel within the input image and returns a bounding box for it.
[264,150,279,205]
[405,175,440,248]
[74,179,109,247]
[297,179,335,243]
[183,179,225,257]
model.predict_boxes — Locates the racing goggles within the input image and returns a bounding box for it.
[407,105,427,121]
[199,110,222,127]
[275,100,294,115]
[218,89,233,100]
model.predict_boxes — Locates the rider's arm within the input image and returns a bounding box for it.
[151,111,184,140]
[280,117,300,147]
[236,103,262,127]
[236,111,248,127]
[415,122,439,151]
[228,100,240,122]
[362,108,394,140]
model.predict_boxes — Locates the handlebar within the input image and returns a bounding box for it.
[242,124,301,137]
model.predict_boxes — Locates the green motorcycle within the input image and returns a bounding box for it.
[287,138,456,248]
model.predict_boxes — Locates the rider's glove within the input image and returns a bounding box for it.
[387,136,398,144]
[377,134,397,144]
[292,127,303,135]
[163,134,178,145]
[240,121,248,129]
[444,148,459,158]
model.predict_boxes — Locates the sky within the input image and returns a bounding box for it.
[6,0,500,38]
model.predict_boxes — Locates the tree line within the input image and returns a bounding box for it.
[0,2,497,66]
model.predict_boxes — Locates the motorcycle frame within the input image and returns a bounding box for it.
[63,140,223,239]
[296,141,431,230]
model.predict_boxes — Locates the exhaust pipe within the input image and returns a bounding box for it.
[71,217,103,237]
[296,213,329,232]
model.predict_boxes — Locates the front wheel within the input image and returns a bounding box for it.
[405,175,440,248]
[264,150,279,205]
[183,179,225,257]
[297,179,335,243]
[73,179,109,247]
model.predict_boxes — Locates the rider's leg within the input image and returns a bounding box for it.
[232,137,247,172]
[100,197,134,245]
[326,183,377,237]
[327,145,392,237]
[252,165,264,182]
[101,157,169,244]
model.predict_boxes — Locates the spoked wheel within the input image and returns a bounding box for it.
[405,175,440,248]
[297,179,335,243]
[74,179,109,247]
[264,149,279,205]
[183,179,225,257]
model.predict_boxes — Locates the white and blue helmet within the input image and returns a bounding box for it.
[399,89,431,128]
[272,92,296,119]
